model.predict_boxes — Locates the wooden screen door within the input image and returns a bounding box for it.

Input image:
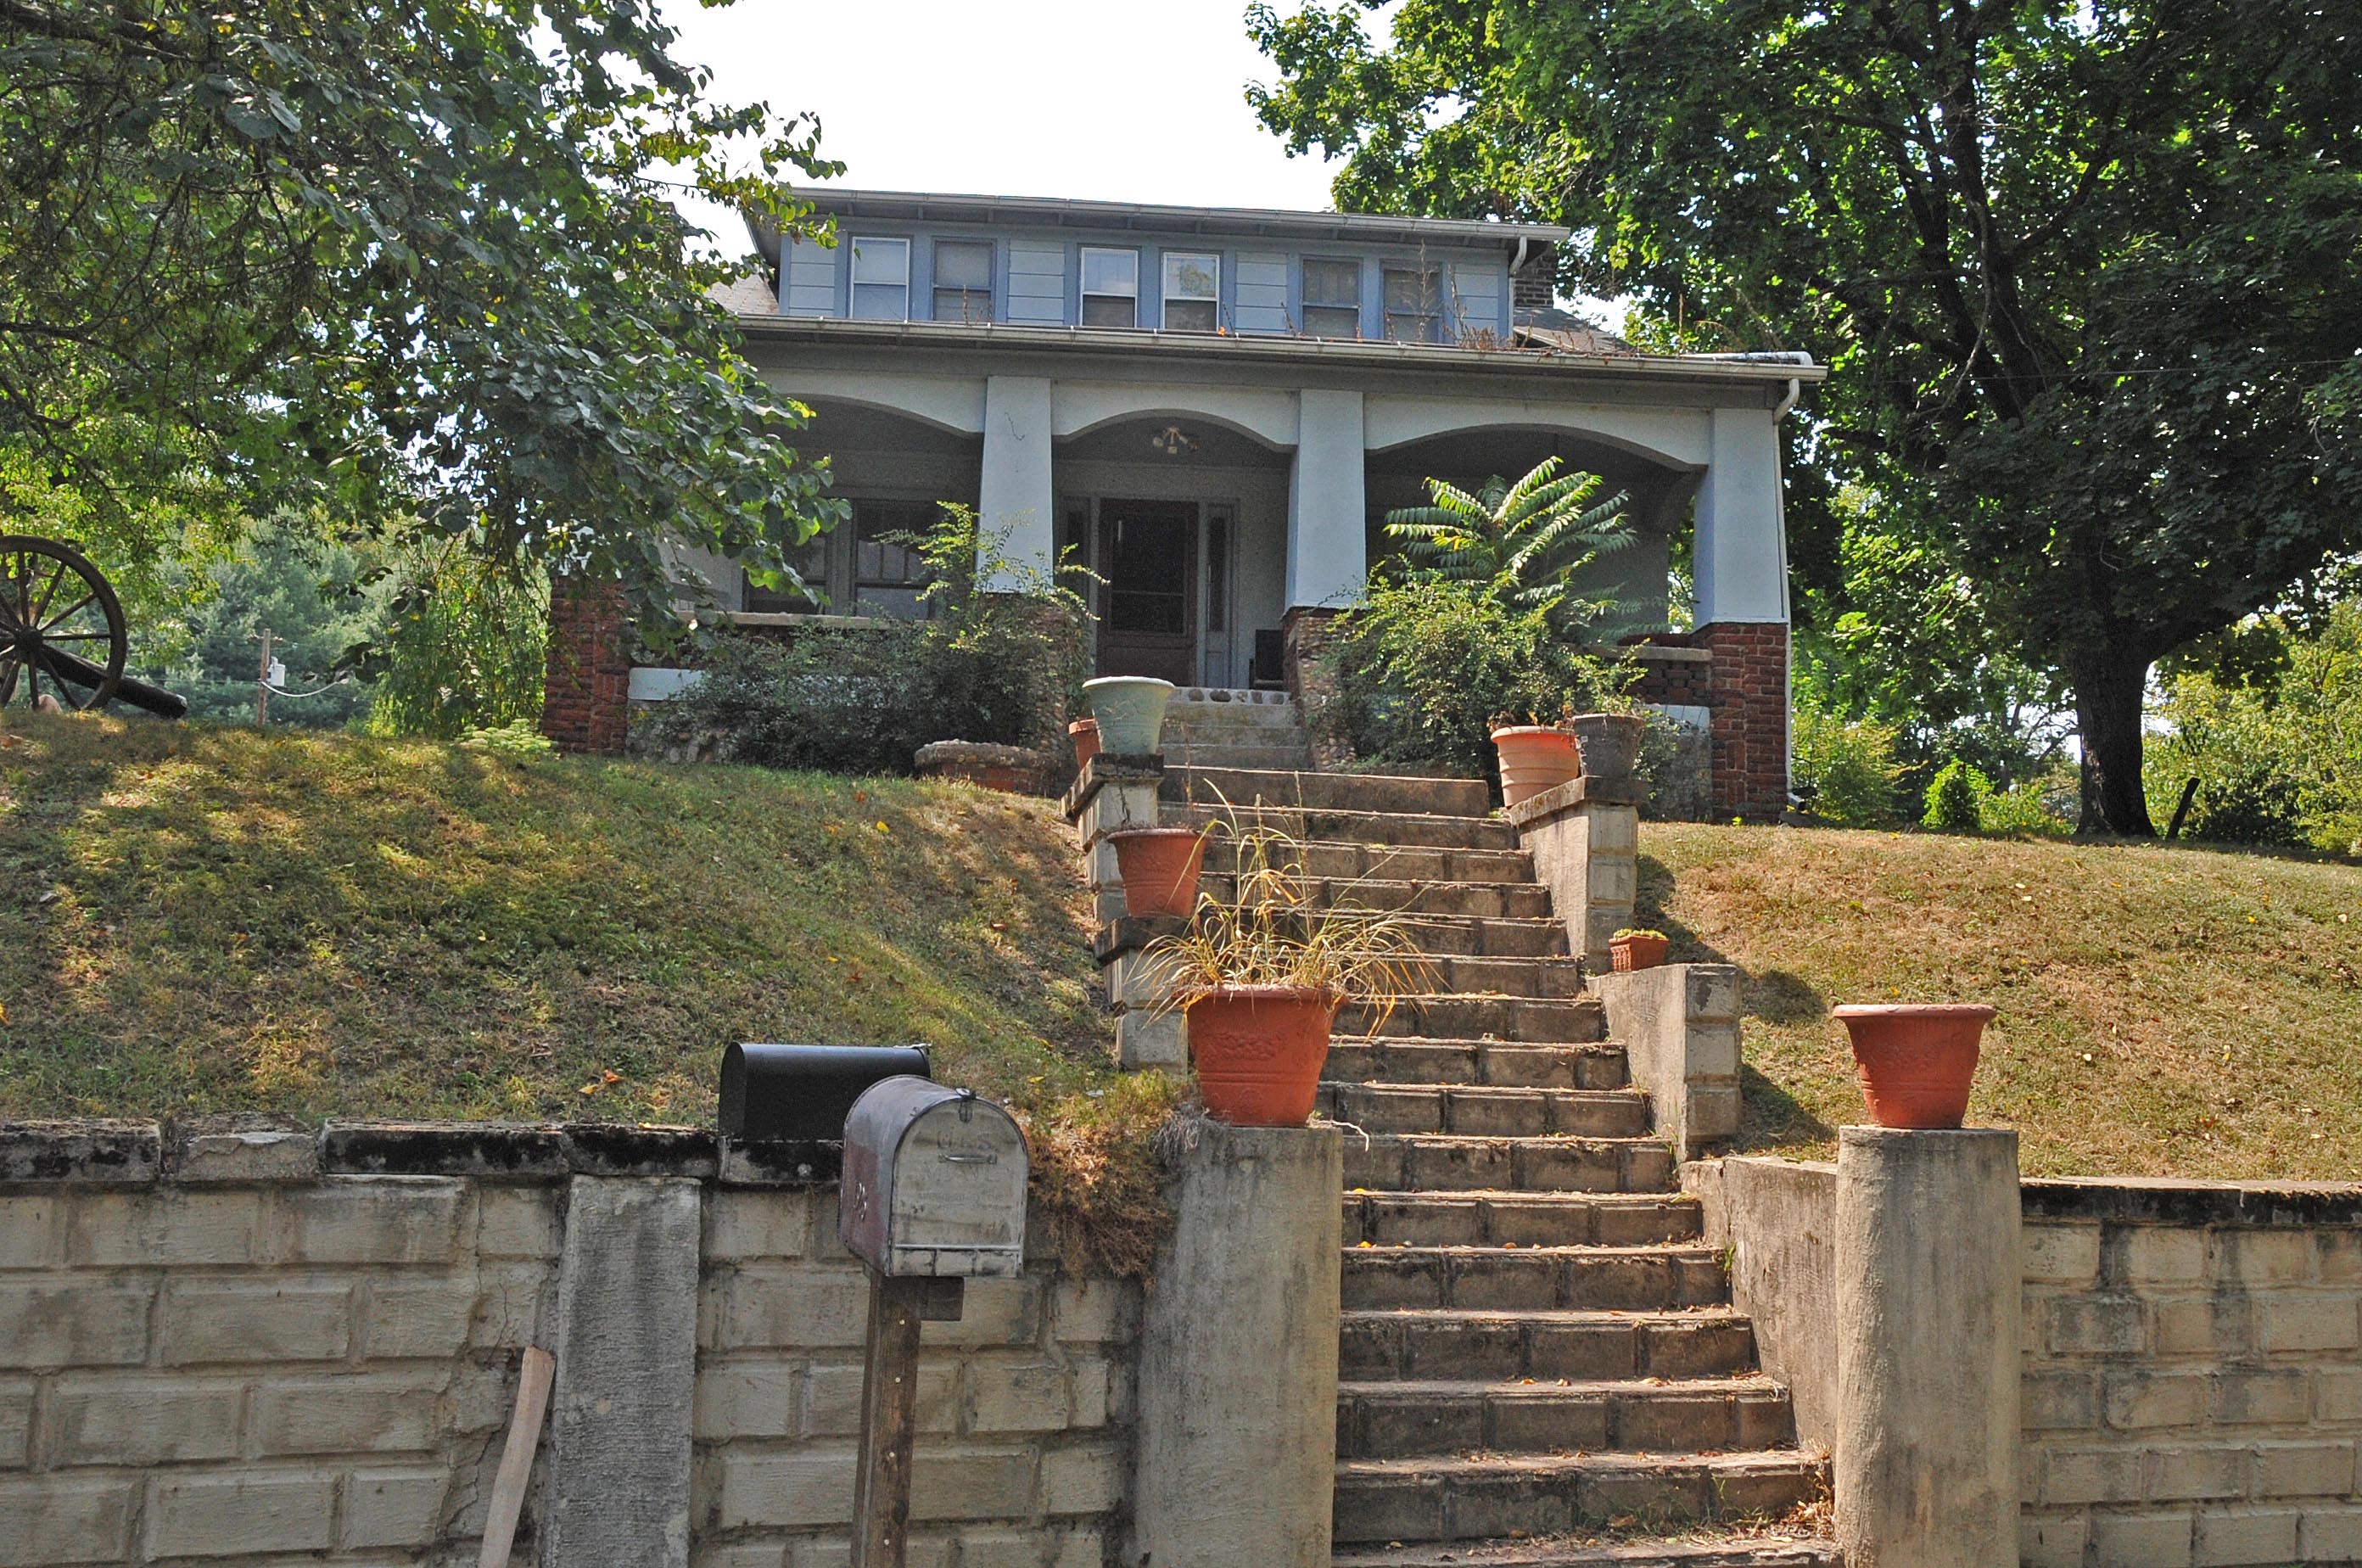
[1095,500,1198,684]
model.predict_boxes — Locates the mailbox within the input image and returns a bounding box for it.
[719,1043,932,1142]
[841,1078,1028,1279]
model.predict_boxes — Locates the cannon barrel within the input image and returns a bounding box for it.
[42,647,190,720]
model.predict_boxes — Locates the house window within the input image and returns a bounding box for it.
[1302,257,1362,338]
[1162,252,1220,332]
[742,531,831,613]
[1081,247,1139,328]
[1384,265,1445,342]
[933,239,993,323]
[849,237,910,320]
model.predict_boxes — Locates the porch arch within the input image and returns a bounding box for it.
[1052,384,1300,451]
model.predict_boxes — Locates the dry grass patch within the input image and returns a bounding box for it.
[1639,822,2362,1180]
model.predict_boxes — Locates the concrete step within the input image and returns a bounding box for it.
[1320,1084,1651,1140]
[1167,764,1493,819]
[1162,800,1520,851]
[1163,742,1314,771]
[1386,916,1570,959]
[1386,955,1587,1001]
[1324,1039,1628,1091]
[1340,994,1606,1044]
[1332,1535,1841,1566]
[1331,1452,1828,1545]
[1202,838,1534,885]
[1343,1191,1702,1250]
[1345,1134,1676,1195]
[1203,874,1556,921]
[1341,1308,1762,1384]
[1341,1245,1729,1313]
[1336,1376,1794,1460]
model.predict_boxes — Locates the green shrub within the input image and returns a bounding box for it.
[1790,703,1902,826]
[367,549,548,739]
[663,506,1088,774]
[1922,758,1993,833]
[1317,576,1629,780]
[1979,775,2074,837]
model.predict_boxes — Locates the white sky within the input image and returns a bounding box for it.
[657,0,1366,255]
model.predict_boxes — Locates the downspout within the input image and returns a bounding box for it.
[1771,373,1801,805]
[1510,236,1531,278]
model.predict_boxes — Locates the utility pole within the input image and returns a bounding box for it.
[252,626,274,726]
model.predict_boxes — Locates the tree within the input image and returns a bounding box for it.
[0,0,846,633]
[1382,456,1637,638]
[1247,0,2362,833]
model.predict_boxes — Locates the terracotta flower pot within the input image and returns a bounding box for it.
[1083,675,1176,755]
[1184,985,1340,1126]
[1609,932,1671,972]
[1833,1003,1996,1130]
[1069,718,1101,769]
[1491,725,1581,808]
[1570,712,1647,782]
[1107,827,1207,920]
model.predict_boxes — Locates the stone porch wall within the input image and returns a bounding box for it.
[1688,1156,2362,1567]
[0,1122,1134,1568]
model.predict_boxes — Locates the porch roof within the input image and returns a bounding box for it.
[732,312,1828,393]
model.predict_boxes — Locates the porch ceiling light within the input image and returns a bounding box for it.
[1149,424,1199,456]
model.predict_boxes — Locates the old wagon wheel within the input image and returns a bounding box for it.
[0,535,127,712]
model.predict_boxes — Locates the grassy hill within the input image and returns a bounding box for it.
[1640,821,2362,1181]
[3,714,1118,1123]
[7,714,2357,1194]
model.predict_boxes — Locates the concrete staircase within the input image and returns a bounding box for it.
[1160,686,1313,771]
[1159,764,1837,1568]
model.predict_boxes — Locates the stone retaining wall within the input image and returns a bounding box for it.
[0,1122,1135,1568]
[1688,1156,2362,1567]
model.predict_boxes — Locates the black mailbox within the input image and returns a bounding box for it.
[719,1043,932,1142]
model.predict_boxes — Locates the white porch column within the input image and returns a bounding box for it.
[979,374,1055,587]
[1692,408,1789,625]
[1285,389,1368,609]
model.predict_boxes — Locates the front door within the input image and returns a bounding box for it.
[1095,500,1197,684]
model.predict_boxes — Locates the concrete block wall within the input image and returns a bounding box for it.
[2018,1181,2362,1568]
[695,1185,1134,1568]
[1688,1156,2362,1567]
[0,1123,1139,1568]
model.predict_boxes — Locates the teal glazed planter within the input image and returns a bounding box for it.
[1083,676,1176,755]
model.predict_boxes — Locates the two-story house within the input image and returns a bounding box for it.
[541,189,1824,817]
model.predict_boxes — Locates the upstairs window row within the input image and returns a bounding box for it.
[841,236,1452,341]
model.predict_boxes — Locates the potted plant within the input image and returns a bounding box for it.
[1490,712,1580,808]
[1069,716,1101,769]
[1082,675,1176,755]
[1140,819,1431,1127]
[1106,825,1210,920]
[1832,1003,1997,1129]
[1569,709,1648,782]
[1609,927,1671,972]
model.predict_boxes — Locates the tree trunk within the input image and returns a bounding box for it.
[2069,647,2157,837]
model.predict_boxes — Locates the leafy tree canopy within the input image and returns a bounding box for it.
[1248,0,2362,833]
[0,0,845,632]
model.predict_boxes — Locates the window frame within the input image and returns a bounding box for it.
[931,238,995,324]
[848,235,912,321]
[1080,245,1140,329]
[1161,251,1221,333]
[1382,263,1446,344]
[1301,255,1363,339]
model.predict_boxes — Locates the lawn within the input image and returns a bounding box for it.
[2,714,1117,1124]
[1638,821,2362,1181]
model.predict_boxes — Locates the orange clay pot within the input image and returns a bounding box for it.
[1184,985,1340,1127]
[1107,827,1206,920]
[1833,1003,1995,1130]
[1491,725,1580,808]
[1069,718,1101,769]
[1609,932,1671,972]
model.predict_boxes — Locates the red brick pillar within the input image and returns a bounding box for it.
[1693,621,1789,820]
[1280,606,1352,769]
[541,577,630,755]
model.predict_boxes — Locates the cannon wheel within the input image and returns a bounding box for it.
[0,535,127,713]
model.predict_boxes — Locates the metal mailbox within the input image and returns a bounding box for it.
[841,1078,1028,1279]
[719,1043,932,1142]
